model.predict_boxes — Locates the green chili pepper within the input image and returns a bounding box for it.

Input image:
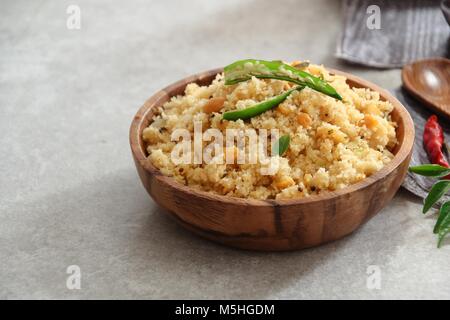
[222,86,303,121]
[224,59,342,100]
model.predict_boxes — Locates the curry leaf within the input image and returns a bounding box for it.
[409,164,450,178]
[434,201,450,234]
[423,180,450,214]
[437,202,450,248]
[272,135,290,156]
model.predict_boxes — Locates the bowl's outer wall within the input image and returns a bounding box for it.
[130,69,414,251]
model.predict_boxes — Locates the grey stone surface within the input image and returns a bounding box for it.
[1,0,449,299]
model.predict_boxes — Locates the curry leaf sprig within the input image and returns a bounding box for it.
[408,164,450,247]
[222,59,342,122]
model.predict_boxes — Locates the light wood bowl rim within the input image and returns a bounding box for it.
[130,68,414,207]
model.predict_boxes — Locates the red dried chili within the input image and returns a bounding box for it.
[424,115,450,179]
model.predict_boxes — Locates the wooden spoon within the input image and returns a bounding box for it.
[402,58,450,119]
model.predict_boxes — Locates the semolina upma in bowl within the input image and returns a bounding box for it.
[130,59,414,250]
[143,60,397,200]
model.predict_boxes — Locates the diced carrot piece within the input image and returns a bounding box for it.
[204,97,226,113]
[297,112,312,127]
[274,176,295,189]
[364,114,379,129]
[277,103,291,115]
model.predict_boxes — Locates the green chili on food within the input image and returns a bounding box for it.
[222,86,303,121]
[224,59,342,100]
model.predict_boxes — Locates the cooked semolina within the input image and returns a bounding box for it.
[143,64,397,200]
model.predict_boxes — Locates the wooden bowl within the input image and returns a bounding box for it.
[130,68,415,251]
